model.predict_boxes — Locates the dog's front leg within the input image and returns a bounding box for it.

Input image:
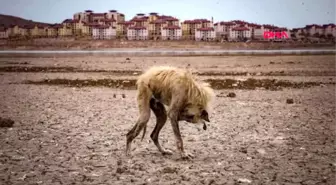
[168,102,194,160]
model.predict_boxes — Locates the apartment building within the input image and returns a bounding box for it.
[92,25,116,39]
[58,24,72,37]
[117,21,135,37]
[161,25,182,40]
[229,26,251,40]
[322,24,336,37]
[182,19,213,39]
[7,25,20,37]
[0,26,9,39]
[47,25,59,37]
[214,21,236,39]
[73,10,125,24]
[16,26,27,37]
[195,27,215,41]
[304,24,324,37]
[127,26,148,40]
[131,14,150,28]
[147,14,180,39]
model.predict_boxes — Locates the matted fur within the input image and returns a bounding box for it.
[126,65,216,159]
[136,66,215,113]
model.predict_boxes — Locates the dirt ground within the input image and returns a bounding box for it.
[1,39,336,50]
[0,55,335,185]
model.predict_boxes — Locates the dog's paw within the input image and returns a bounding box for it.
[181,152,194,160]
[161,149,173,155]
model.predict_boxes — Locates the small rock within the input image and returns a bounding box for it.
[113,94,116,98]
[257,148,266,155]
[0,117,15,128]
[126,58,130,60]
[239,147,248,154]
[286,98,294,104]
[162,167,177,174]
[122,94,126,98]
[237,178,252,183]
[116,167,126,174]
[270,61,275,64]
[227,92,236,98]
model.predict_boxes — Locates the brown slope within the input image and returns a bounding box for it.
[0,13,51,27]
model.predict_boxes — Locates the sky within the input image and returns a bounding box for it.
[0,0,335,28]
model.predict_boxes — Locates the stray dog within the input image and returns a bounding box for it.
[126,66,215,159]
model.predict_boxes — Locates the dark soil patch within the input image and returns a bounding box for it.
[0,66,142,75]
[21,78,335,90]
[1,66,335,76]
[0,117,15,128]
[23,79,137,89]
[206,78,333,90]
[196,71,336,77]
[0,61,30,65]
[0,66,78,72]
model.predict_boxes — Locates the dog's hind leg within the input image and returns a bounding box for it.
[126,83,151,156]
[149,98,173,155]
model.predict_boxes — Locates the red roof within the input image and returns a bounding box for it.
[218,21,236,26]
[87,23,100,27]
[92,25,115,29]
[322,24,336,28]
[273,28,288,32]
[53,24,63,28]
[104,18,116,22]
[248,23,262,28]
[62,19,73,23]
[151,19,166,24]
[118,21,134,25]
[163,25,181,29]
[132,17,148,22]
[232,26,249,31]
[197,27,214,31]
[183,19,210,24]
[305,24,323,29]
[165,17,179,21]
[128,26,147,30]
[0,27,7,31]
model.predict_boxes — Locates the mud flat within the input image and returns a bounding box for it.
[0,54,335,184]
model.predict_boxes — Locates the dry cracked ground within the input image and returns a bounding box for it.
[0,55,335,185]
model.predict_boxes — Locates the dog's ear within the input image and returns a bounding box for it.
[201,110,210,122]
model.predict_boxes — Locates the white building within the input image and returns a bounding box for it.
[195,27,216,41]
[92,25,116,40]
[161,26,182,40]
[252,26,264,40]
[0,27,9,39]
[229,26,251,40]
[214,21,237,38]
[127,26,148,40]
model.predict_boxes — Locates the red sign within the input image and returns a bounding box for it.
[263,31,288,39]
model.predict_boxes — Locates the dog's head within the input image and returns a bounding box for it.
[179,103,210,124]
